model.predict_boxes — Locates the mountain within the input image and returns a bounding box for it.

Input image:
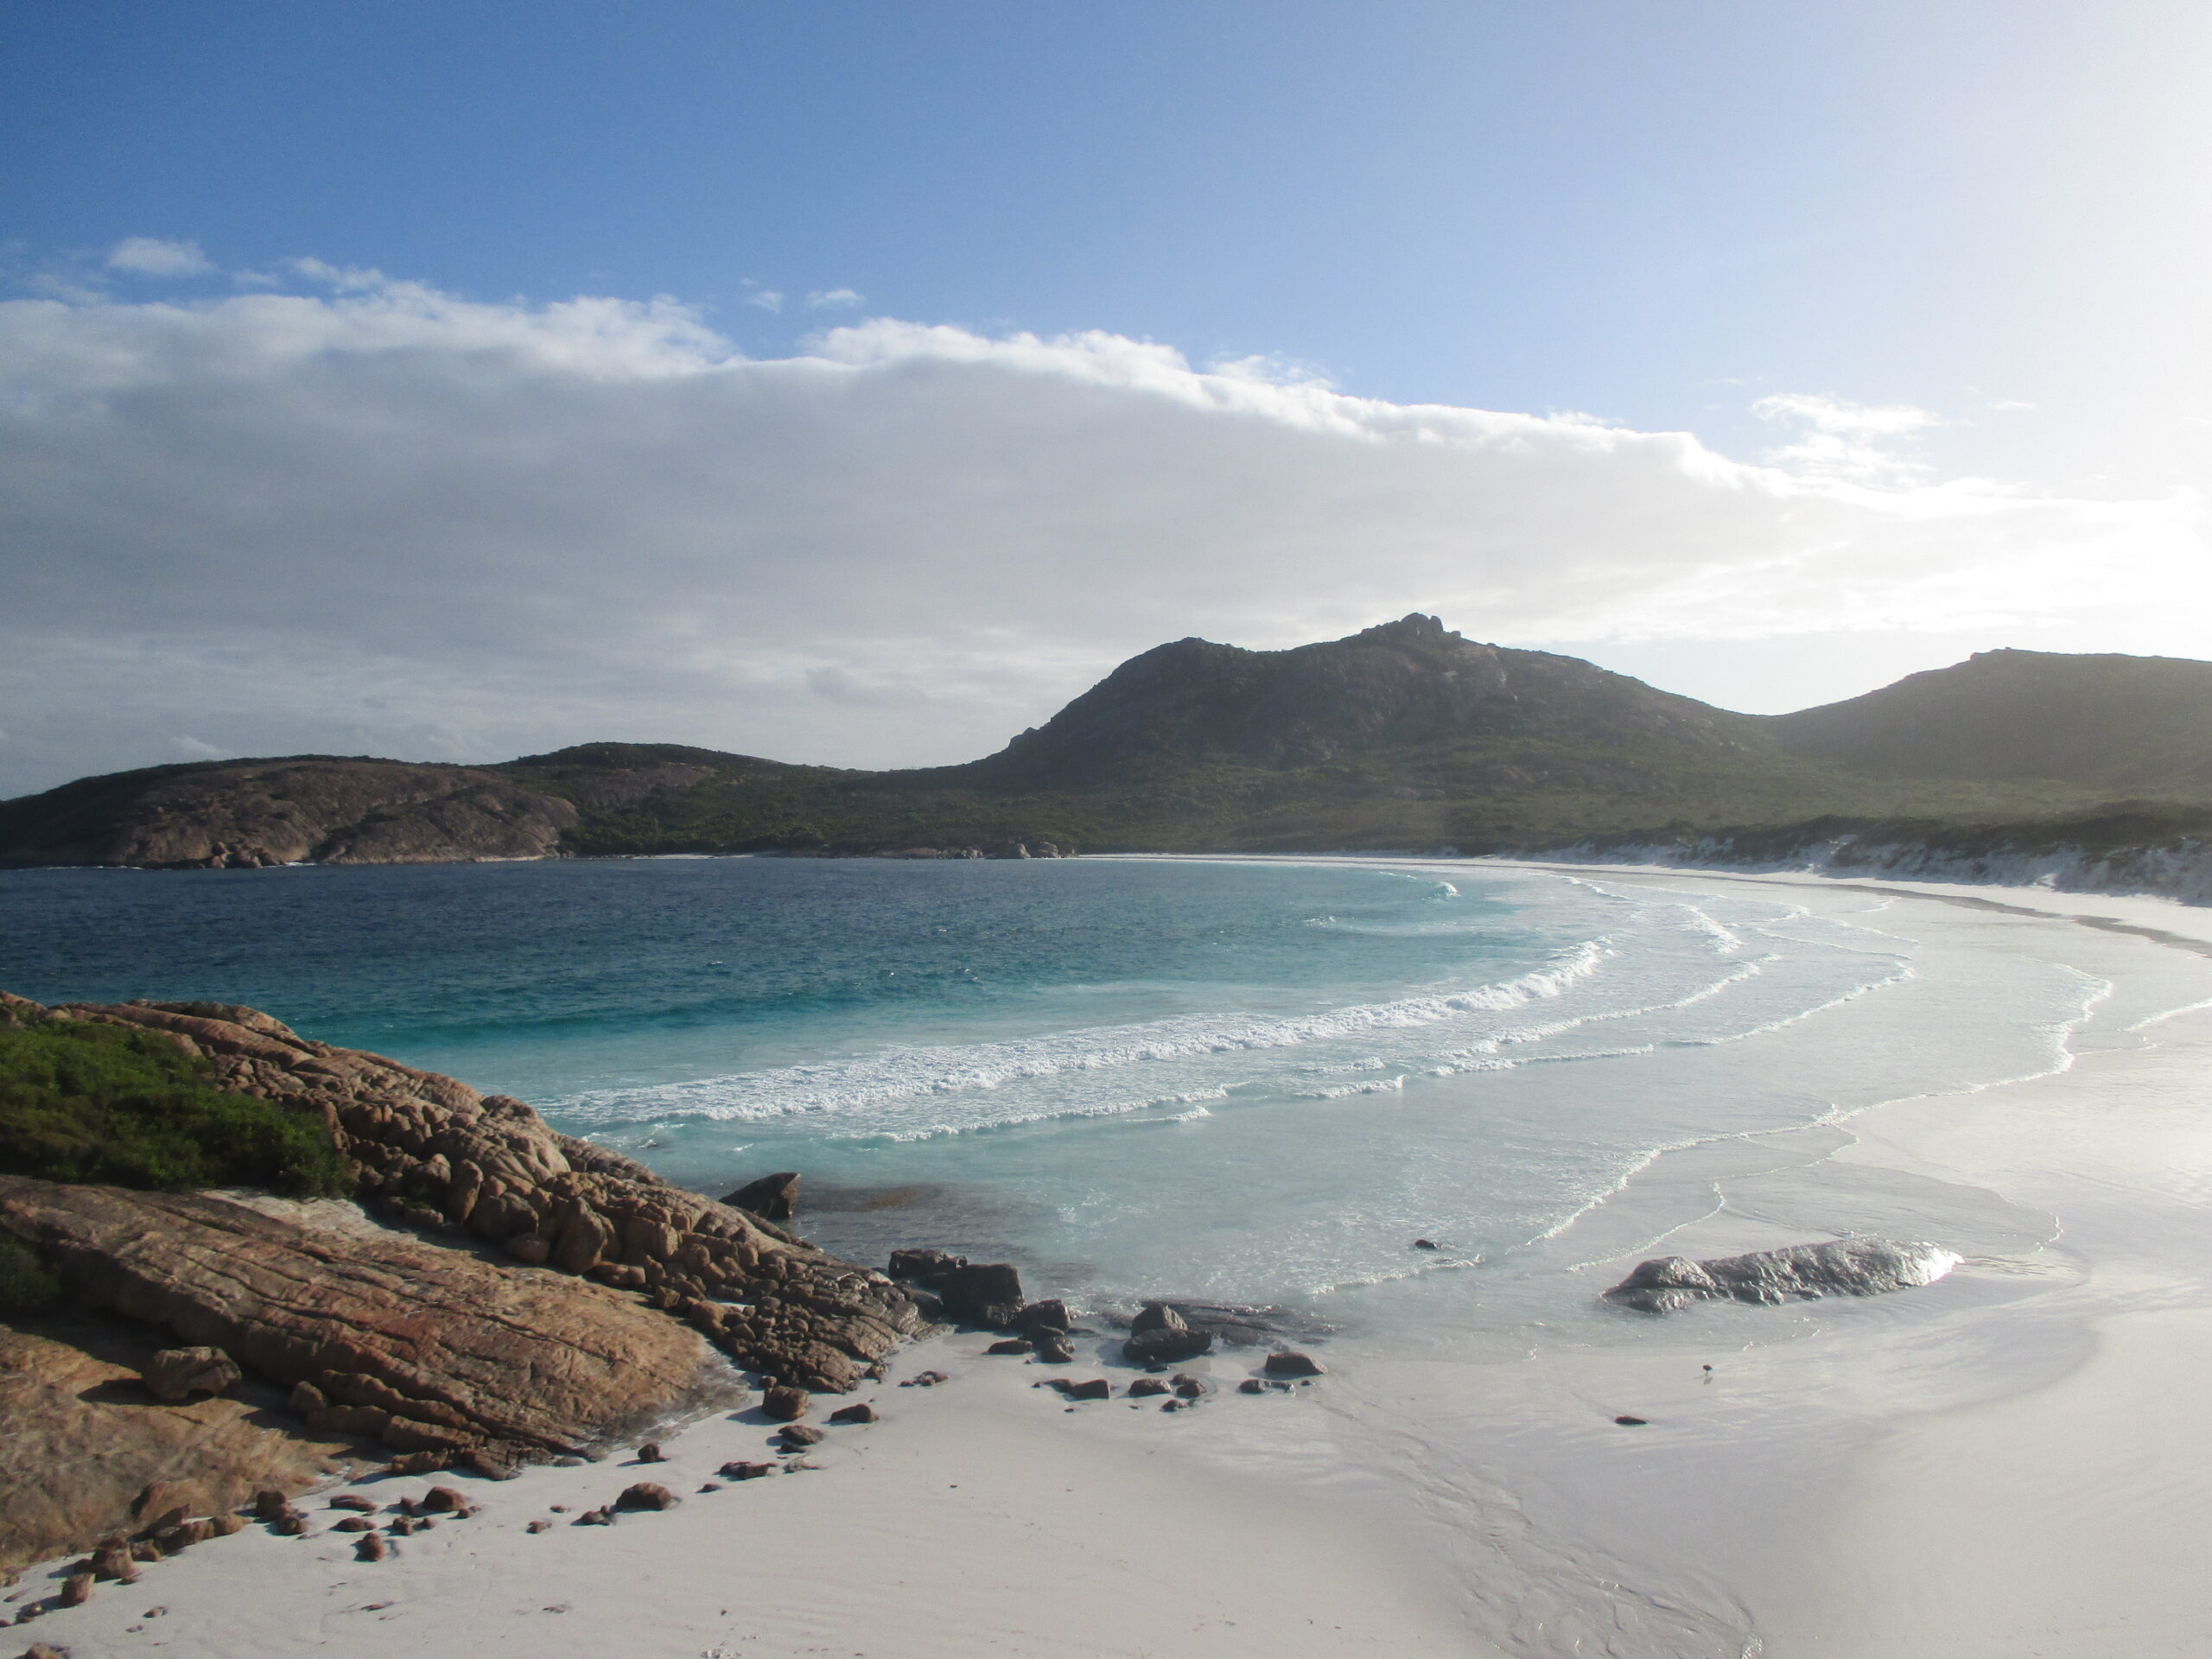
[1769,648,2212,791]
[973,614,1768,782]
[0,620,2190,868]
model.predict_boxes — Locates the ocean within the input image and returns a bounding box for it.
[2,852,2158,1357]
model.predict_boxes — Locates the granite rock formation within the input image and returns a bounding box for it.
[13,995,926,1393]
[0,758,581,869]
[1602,1238,1963,1313]
[0,1176,721,1462]
[0,1314,362,1573]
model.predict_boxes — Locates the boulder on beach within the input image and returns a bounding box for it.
[142,1345,243,1402]
[1601,1238,1963,1313]
[1016,1299,1071,1333]
[885,1249,1029,1327]
[762,1384,810,1421]
[931,1262,1027,1328]
[1122,1302,1213,1365]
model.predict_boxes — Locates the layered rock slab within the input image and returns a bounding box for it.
[0,1315,360,1573]
[0,1178,719,1457]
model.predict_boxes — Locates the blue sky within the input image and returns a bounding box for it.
[3,3,2209,790]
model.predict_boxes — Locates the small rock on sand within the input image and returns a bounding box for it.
[1065,1378,1111,1401]
[354,1533,389,1562]
[827,1402,878,1425]
[718,1460,776,1481]
[635,1442,664,1463]
[761,1385,810,1421]
[1262,1351,1324,1377]
[984,1338,1031,1356]
[778,1424,826,1448]
[143,1344,243,1402]
[1128,1377,1169,1397]
[615,1483,680,1511]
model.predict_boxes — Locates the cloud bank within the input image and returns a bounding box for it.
[0,270,2202,796]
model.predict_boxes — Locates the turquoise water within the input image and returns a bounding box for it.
[0,855,2108,1332]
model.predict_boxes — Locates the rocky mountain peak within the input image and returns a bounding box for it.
[972,614,1764,781]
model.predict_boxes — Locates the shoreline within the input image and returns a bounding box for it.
[11,861,2212,1655]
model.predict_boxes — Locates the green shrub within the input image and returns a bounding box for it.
[0,1235,61,1313]
[0,1019,353,1198]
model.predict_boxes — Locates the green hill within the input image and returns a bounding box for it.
[1,620,2199,868]
[1769,648,2212,791]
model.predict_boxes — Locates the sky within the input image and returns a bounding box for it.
[3,1,2209,797]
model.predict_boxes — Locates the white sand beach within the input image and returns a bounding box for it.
[14,862,2212,1659]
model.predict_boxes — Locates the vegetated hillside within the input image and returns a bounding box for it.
[0,755,580,869]
[1544,801,2212,906]
[971,613,1770,783]
[1768,648,2212,791]
[0,619,2175,868]
[0,746,837,870]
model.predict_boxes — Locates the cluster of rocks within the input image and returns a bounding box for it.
[880,1252,1337,1399]
[0,1476,414,1629]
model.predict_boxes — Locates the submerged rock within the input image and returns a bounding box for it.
[1601,1238,1963,1313]
[721,1173,801,1223]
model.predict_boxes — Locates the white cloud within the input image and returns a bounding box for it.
[806,288,863,308]
[287,256,387,291]
[0,271,2202,796]
[1752,391,1946,483]
[742,285,785,313]
[106,238,215,277]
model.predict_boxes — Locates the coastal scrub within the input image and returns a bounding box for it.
[0,1017,352,1198]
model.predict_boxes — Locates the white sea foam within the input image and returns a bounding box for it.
[556,938,1616,1127]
